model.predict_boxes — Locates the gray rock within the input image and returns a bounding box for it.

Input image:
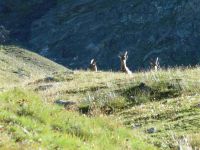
[131,124,141,129]
[54,100,77,107]
[21,127,30,135]
[43,76,58,82]
[35,84,53,91]
[147,127,157,134]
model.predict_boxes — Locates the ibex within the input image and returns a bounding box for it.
[150,57,160,71]
[119,51,132,74]
[89,59,97,72]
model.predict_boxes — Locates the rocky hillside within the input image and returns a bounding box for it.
[1,0,200,70]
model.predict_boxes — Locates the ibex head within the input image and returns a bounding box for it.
[119,51,128,62]
[150,57,160,71]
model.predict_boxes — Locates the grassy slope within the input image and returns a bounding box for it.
[1,45,200,149]
[0,45,70,88]
[0,45,155,150]
[37,69,200,150]
[64,68,200,149]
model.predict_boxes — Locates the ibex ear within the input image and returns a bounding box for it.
[124,51,128,59]
[155,57,159,63]
[125,51,128,56]
[155,57,159,66]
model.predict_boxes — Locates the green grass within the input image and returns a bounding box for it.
[0,88,155,150]
[0,45,71,88]
[1,45,200,149]
[0,45,156,150]
[64,69,200,149]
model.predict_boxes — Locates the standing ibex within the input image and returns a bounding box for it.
[119,51,132,74]
[150,57,160,71]
[89,59,97,72]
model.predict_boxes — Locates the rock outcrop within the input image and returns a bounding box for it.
[1,0,200,70]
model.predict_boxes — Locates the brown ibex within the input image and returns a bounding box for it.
[89,59,97,72]
[119,51,132,74]
[150,57,160,71]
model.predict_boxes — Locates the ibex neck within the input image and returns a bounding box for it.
[121,60,128,71]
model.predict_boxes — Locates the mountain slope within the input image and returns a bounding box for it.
[0,45,70,88]
[1,0,200,70]
[30,0,200,69]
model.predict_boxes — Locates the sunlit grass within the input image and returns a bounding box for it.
[1,45,200,149]
[0,88,155,150]
[0,45,156,149]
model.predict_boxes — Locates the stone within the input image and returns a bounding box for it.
[131,124,141,129]
[43,77,57,82]
[35,84,53,91]
[54,100,77,107]
[147,127,157,134]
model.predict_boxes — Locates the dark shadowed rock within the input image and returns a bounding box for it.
[147,127,157,134]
